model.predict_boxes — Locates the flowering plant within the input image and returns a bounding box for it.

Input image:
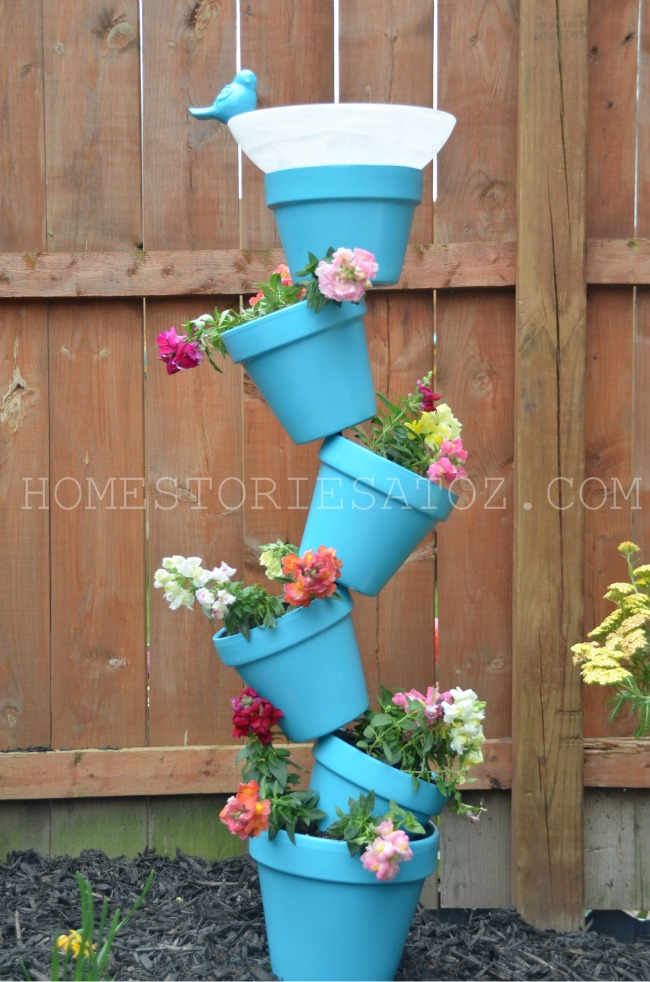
[156,246,378,375]
[350,372,468,486]
[571,541,650,737]
[153,541,342,639]
[220,688,426,881]
[341,684,486,819]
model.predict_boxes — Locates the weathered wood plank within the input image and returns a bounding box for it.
[436,0,519,764]
[582,0,640,737]
[512,0,588,930]
[0,305,51,750]
[339,0,435,243]
[141,0,239,250]
[339,1,437,720]
[584,790,650,910]
[146,296,246,747]
[48,301,148,748]
[5,239,650,297]
[2,738,647,800]
[239,0,334,250]
[440,792,512,908]
[42,0,141,251]
[0,1,46,249]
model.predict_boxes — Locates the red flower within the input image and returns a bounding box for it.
[416,378,440,412]
[230,688,283,745]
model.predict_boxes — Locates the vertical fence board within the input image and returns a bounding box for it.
[142,3,243,746]
[435,0,518,908]
[43,0,146,751]
[42,0,142,251]
[583,0,640,736]
[240,0,335,250]
[0,306,50,750]
[584,790,650,910]
[146,297,245,745]
[512,0,588,930]
[49,301,147,748]
[338,0,436,717]
[0,2,50,753]
[339,0,434,242]
[1,0,46,247]
[440,792,511,908]
[635,2,650,557]
[141,0,239,250]
[238,1,333,594]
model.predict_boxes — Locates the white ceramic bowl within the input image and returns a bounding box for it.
[228,103,456,173]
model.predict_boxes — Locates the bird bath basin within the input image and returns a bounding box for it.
[227,103,456,173]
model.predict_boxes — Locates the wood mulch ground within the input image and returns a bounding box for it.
[1,849,648,981]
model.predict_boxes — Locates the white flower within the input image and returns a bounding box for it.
[195,587,215,608]
[205,562,236,584]
[163,582,195,611]
[212,589,236,619]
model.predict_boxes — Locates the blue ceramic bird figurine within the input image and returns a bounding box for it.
[188,70,257,122]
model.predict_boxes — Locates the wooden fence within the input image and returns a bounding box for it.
[1,0,648,932]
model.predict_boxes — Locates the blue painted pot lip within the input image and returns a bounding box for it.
[222,297,367,363]
[265,164,423,205]
[313,731,448,812]
[317,434,459,517]
[249,822,439,885]
[212,586,353,666]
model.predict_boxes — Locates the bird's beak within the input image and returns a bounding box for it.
[188,106,216,119]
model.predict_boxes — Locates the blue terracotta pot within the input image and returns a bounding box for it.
[222,298,375,444]
[311,732,448,828]
[299,435,458,595]
[249,823,439,981]
[264,164,423,286]
[212,588,368,742]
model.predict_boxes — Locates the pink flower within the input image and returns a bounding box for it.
[428,438,468,483]
[392,686,446,724]
[281,546,342,607]
[315,247,378,303]
[156,328,204,375]
[360,820,414,880]
[219,780,271,840]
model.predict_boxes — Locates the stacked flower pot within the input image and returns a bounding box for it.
[215,103,457,982]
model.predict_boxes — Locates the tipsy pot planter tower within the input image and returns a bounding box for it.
[181,83,464,982]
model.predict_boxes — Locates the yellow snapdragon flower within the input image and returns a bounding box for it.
[56,930,95,959]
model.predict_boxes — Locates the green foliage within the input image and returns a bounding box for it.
[326,792,424,857]
[32,869,155,981]
[221,583,286,640]
[349,390,432,477]
[236,740,301,798]
[268,790,327,843]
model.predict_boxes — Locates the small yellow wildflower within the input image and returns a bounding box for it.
[617,541,640,556]
[56,930,95,959]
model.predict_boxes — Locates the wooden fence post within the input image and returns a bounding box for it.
[513,0,588,930]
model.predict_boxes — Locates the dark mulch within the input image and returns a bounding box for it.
[1,849,649,981]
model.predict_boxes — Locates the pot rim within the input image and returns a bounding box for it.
[212,586,353,665]
[317,434,459,516]
[249,822,439,885]
[314,730,448,809]
[222,296,367,363]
